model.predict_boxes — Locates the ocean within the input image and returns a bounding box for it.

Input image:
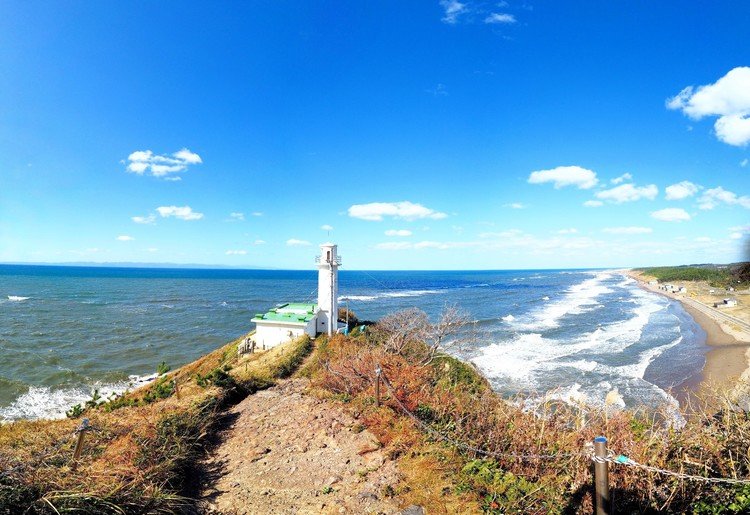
[0,265,707,421]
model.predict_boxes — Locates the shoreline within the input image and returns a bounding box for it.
[624,270,750,400]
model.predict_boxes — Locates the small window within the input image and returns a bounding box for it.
[327,250,331,261]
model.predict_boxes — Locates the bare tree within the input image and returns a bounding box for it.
[376,305,472,365]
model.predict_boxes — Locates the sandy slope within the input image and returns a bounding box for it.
[200,379,401,514]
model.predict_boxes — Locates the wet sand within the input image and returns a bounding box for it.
[624,271,750,401]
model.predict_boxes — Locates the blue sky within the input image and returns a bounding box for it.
[1,1,748,270]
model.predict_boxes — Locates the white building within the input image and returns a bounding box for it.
[251,243,343,349]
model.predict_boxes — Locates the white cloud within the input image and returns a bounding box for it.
[125,148,203,178]
[611,173,632,185]
[147,247,158,252]
[132,214,156,225]
[741,158,748,167]
[321,224,334,231]
[528,166,598,189]
[665,181,700,200]
[286,239,311,246]
[173,148,202,164]
[602,226,653,235]
[595,183,658,203]
[698,186,750,210]
[667,67,750,146]
[385,229,413,237]
[116,235,135,241]
[729,225,750,240]
[557,228,578,234]
[484,13,516,24]
[348,201,447,221]
[251,212,264,217]
[228,212,245,221]
[440,0,467,24]
[226,250,247,255]
[156,205,204,221]
[504,202,525,209]
[254,240,266,245]
[651,208,691,222]
[583,200,603,208]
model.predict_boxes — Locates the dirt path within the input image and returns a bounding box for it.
[201,379,402,514]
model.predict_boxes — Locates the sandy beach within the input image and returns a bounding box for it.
[626,270,750,398]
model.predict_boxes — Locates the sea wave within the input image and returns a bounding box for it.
[7,296,29,302]
[519,272,613,329]
[0,373,158,422]
[340,289,442,302]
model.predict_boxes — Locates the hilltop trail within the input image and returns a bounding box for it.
[200,378,401,514]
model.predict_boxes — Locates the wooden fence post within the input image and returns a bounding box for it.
[71,418,89,471]
[375,365,382,407]
[593,436,610,515]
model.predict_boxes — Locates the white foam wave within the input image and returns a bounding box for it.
[340,290,441,302]
[382,289,441,298]
[514,272,613,329]
[501,314,515,322]
[340,295,377,302]
[7,296,29,302]
[0,374,158,422]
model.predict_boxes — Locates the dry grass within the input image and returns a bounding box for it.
[304,330,750,514]
[0,333,313,514]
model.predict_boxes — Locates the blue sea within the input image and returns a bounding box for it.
[0,265,707,421]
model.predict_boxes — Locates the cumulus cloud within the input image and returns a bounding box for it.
[729,225,750,240]
[583,200,603,208]
[385,229,413,237]
[602,227,653,235]
[132,214,156,225]
[156,205,204,221]
[527,166,598,189]
[125,148,202,178]
[286,239,311,246]
[116,235,135,241]
[254,240,266,245]
[440,0,467,24]
[504,202,525,209]
[321,224,334,231]
[557,228,578,234]
[651,208,691,222]
[611,173,632,185]
[665,181,700,200]
[484,13,516,23]
[251,212,264,217]
[698,186,750,210]
[595,183,658,203]
[227,212,245,221]
[667,67,750,146]
[348,201,447,221]
[225,250,247,255]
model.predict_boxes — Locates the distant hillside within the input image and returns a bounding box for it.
[637,262,750,287]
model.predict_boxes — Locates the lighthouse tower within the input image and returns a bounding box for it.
[316,243,341,336]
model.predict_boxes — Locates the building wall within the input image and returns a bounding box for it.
[255,320,316,349]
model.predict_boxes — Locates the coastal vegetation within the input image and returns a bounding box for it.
[637,262,750,288]
[0,333,313,513]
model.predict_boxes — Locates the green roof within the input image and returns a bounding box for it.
[251,303,318,325]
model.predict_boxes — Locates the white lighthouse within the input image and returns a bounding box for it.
[316,243,341,336]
